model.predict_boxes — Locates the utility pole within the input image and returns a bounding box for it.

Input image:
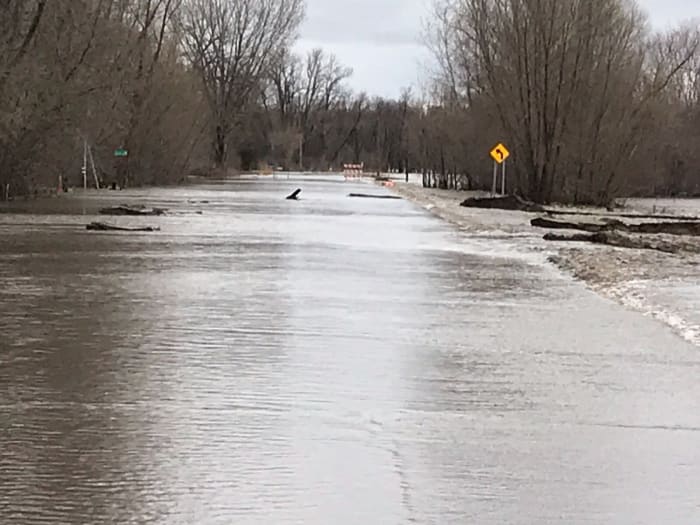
[87,143,100,189]
[299,134,303,172]
[82,139,88,191]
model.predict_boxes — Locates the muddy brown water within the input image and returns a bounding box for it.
[1,176,700,524]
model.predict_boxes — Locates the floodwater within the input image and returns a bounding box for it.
[1,176,700,524]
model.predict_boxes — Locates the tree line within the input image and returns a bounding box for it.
[1,0,699,204]
[427,0,700,204]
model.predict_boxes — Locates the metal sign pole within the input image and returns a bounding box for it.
[492,160,498,196]
[501,159,506,195]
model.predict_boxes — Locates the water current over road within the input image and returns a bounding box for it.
[1,176,699,524]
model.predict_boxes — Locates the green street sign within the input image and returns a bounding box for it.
[114,148,128,158]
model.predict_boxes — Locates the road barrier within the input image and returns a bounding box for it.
[343,163,364,179]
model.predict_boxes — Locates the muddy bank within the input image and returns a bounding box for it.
[392,183,700,346]
[390,185,535,234]
[461,194,545,212]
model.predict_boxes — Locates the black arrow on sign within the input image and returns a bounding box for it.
[496,148,504,161]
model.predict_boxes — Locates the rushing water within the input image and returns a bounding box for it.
[1,176,700,524]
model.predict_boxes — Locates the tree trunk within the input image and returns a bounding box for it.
[214,124,227,168]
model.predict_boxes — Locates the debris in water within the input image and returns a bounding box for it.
[348,193,402,200]
[99,205,166,216]
[86,222,160,232]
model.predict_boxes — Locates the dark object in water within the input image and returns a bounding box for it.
[99,205,166,216]
[348,193,402,200]
[461,195,544,212]
[86,222,160,232]
[286,189,302,200]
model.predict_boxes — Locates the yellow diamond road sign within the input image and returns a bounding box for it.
[490,143,510,164]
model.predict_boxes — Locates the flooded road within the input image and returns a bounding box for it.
[2,176,700,524]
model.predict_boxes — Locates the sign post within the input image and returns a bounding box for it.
[502,159,507,195]
[114,148,129,188]
[492,160,498,196]
[489,143,510,195]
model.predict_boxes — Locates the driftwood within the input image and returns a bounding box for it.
[544,232,598,244]
[532,217,700,236]
[99,205,166,216]
[461,195,545,212]
[348,193,402,200]
[545,208,700,221]
[86,222,160,232]
[533,217,618,233]
[458,196,699,221]
[542,232,695,254]
[286,189,302,200]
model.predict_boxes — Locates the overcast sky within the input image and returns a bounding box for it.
[296,0,700,99]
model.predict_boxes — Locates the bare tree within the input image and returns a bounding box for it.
[181,0,305,168]
[630,25,700,197]
[265,47,351,168]
[117,0,184,186]
[267,48,301,127]
[0,0,47,89]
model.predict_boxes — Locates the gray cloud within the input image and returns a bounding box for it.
[640,0,700,28]
[296,0,700,99]
[296,39,429,98]
[300,0,427,46]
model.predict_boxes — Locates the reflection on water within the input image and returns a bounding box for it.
[2,177,700,524]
